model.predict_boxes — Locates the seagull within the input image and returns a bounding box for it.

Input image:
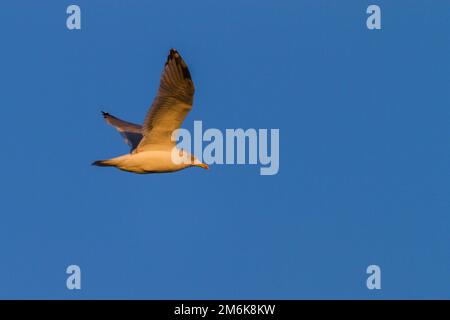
[92,49,208,174]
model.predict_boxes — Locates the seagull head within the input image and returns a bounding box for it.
[174,149,209,170]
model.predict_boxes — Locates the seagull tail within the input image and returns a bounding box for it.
[91,160,114,167]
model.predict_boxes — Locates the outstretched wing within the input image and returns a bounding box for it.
[134,49,195,152]
[102,111,143,152]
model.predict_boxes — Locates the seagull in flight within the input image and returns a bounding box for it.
[92,49,208,174]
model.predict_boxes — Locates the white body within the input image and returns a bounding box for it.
[101,149,203,174]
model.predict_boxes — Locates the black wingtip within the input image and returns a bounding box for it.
[166,48,178,65]
[92,160,108,167]
[101,111,109,118]
[181,62,192,80]
[165,48,192,80]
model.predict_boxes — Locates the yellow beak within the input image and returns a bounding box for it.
[196,163,209,170]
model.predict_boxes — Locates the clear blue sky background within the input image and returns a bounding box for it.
[0,0,449,299]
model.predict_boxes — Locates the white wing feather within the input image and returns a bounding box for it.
[135,49,195,152]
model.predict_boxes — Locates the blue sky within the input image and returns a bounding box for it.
[0,0,449,299]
